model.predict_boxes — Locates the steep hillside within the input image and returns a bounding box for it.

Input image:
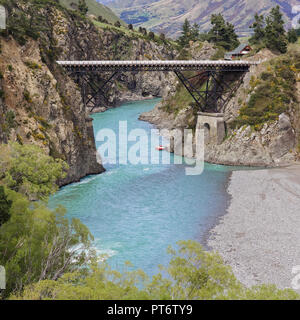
[101,0,297,38]
[0,0,178,184]
[60,0,125,25]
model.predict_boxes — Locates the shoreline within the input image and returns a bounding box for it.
[201,169,233,251]
[207,164,300,291]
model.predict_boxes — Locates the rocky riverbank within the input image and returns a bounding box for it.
[208,165,300,291]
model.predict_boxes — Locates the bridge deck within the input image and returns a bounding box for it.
[57,60,259,72]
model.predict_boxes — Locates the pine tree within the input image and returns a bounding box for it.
[78,0,88,16]
[224,21,239,50]
[208,14,239,50]
[178,19,192,48]
[250,13,265,44]
[265,6,287,53]
[287,29,298,43]
[191,23,200,41]
[209,14,225,44]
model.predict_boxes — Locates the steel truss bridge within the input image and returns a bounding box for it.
[57,60,259,113]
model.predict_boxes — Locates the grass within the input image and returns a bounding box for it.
[92,20,176,48]
[59,0,125,25]
[162,80,199,127]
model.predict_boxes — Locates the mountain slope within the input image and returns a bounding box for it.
[60,0,125,24]
[99,0,298,38]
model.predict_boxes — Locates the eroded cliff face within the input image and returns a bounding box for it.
[0,3,179,184]
[0,36,104,185]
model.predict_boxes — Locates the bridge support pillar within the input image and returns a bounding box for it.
[197,112,225,145]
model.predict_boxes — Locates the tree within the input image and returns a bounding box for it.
[250,13,265,44]
[191,23,200,41]
[0,143,68,201]
[11,241,300,300]
[78,0,88,16]
[159,33,166,41]
[178,19,192,48]
[287,29,298,43]
[208,14,239,50]
[114,21,121,28]
[128,23,133,30]
[0,189,95,298]
[148,31,155,40]
[0,186,12,227]
[265,6,287,53]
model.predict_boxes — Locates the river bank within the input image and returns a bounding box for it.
[207,165,300,291]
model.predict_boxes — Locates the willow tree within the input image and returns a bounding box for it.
[0,143,68,201]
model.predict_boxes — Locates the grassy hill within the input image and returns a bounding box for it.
[101,0,296,38]
[60,0,125,25]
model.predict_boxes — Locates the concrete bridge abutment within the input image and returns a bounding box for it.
[196,112,225,145]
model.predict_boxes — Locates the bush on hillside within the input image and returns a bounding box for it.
[231,51,300,129]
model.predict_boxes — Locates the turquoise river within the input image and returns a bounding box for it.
[49,98,233,276]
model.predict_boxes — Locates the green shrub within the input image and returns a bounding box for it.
[23,89,32,103]
[24,60,42,70]
[5,110,16,129]
[232,52,299,128]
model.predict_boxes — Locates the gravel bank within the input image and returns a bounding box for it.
[208,165,300,291]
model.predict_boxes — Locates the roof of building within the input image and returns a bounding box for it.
[226,43,251,55]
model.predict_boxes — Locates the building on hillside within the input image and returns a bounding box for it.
[224,43,252,60]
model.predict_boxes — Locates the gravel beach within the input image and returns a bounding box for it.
[208,165,300,290]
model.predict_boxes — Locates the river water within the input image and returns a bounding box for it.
[49,99,232,276]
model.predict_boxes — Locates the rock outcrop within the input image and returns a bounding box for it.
[0,36,104,185]
[204,114,296,167]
